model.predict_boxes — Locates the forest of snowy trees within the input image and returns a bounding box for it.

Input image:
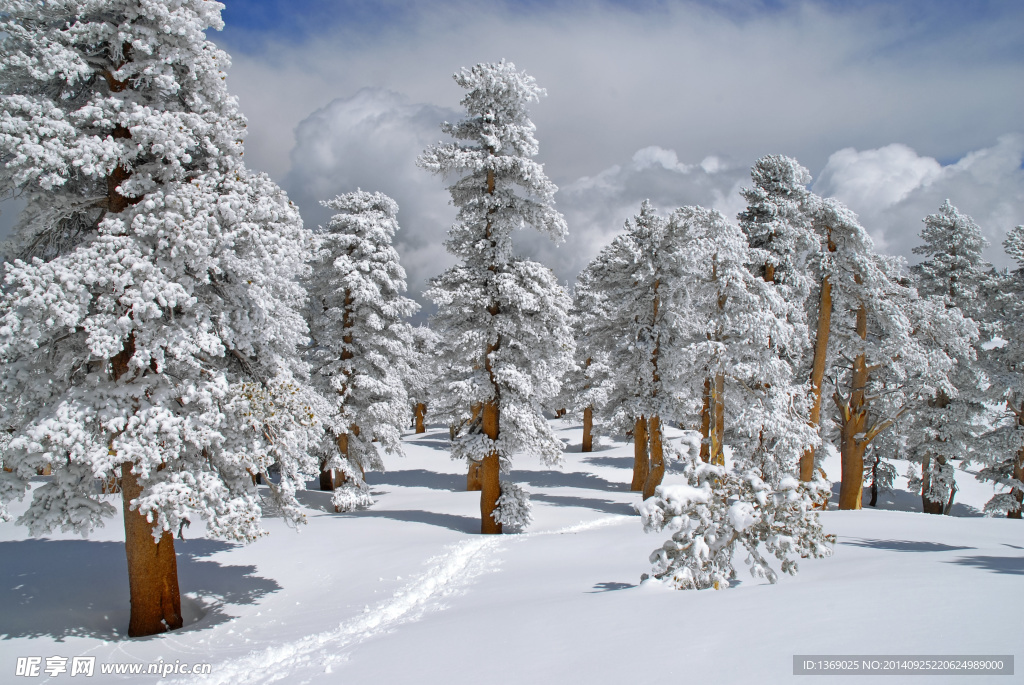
[0,0,1021,637]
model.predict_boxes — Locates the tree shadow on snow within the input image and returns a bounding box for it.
[827,481,981,517]
[365,469,465,492]
[529,493,636,517]
[947,554,1024,576]
[510,469,626,493]
[0,538,279,641]
[580,455,634,470]
[336,509,479,534]
[588,581,636,593]
[841,538,975,553]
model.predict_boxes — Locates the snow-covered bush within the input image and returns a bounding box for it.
[638,456,834,590]
[492,481,533,531]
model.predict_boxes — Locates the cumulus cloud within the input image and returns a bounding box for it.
[218,1,1024,184]
[813,135,1024,266]
[282,88,459,307]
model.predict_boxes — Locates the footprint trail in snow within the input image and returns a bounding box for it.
[184,515,629,685]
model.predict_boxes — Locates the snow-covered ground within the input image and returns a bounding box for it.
[1,421,1020,684]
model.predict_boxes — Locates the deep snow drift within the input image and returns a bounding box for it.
[1,421,1020,684]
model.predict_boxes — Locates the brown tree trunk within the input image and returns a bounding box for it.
[642,415,664,499]
[467,460,483,491]
[709,373,726,466]
[582,405,593,452]
[921,456,945,515]
[631,416,649,491]
[121,462,182,637]
[102,46,180,638]
[414,403,426,433]
[1009,406,1024,519]
[699,378,711,462]
[837,303,868,511]
[868,454,879,507]
[801,234,836,481]
[480,401,501,534]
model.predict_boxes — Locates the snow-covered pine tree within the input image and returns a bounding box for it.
[980,224,1024,517]
[736,155,821,481]
[737,154,815,291]
[409,324,440,434]
[558,266,613,453]
[576,201,688,495]
[637,206,830,589]
[907,200,990,514]
[667,205,816,483]
[815,199,973,510]
[418,60,574,534]
[305,190,419,512]
[0,0,324,637]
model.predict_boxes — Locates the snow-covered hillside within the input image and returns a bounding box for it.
[1,421,1019,684]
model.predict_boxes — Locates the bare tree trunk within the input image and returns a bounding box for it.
[921,456,945,515]
[631,416,649,491]
[699,377,711,462]
[868,454,880,507]
[943,477,958,516]
[582,405,593,452]
[414,403,426,433]
[121,462,182,637]
[710,373,726,466]
[802,233,836,481]
[1009,405,1024,519]
[837,303,868,511]
[480,401,501,534]
[642,415,664,499]
[467,460,483,491]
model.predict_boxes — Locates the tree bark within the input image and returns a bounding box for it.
[868,454,879,507]
[837,302,868,510]
[631,416,649,491]
[699,378,711,462]
[467,460,483,491]
[642,415,664,499]
[801,233,836,481]
[709,373,726,466]
[582,405,593,452]
[921,455,946,515]
[1009,405,1024,519]
[480,401,501,534]
[414,403,426,433]
[121,462,182,637]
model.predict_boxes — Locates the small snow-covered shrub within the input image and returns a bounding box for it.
[493,481,533,530]
[331,481,375,513]
[637,458,834,590]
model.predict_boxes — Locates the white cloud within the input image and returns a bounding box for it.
[813,135,1024,265]
[282,89,459,305]
[815,144,942,210]
[218,1,1023,186]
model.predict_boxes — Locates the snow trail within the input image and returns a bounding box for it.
[183,515,629,684]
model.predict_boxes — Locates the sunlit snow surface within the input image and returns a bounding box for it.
[1,422,1020,684]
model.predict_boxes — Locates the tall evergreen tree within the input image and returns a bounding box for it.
[408,324,439,434]
[980,224,1024,518]
[0,0,323,636]
[577,202,686,495]
[418,60,574,534]
[814,199,971,509]
[907,200,989,514]
[304,190,419,512]
[638,205,831,589]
